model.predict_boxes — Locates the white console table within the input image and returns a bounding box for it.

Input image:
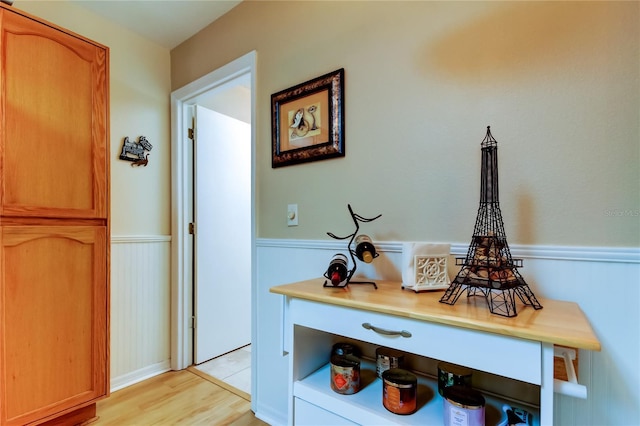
[270,278,600,425]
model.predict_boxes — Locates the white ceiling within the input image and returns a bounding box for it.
[67,0,250,121]
[73,0,242,49]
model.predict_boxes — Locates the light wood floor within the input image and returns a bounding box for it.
[93,369,267,425]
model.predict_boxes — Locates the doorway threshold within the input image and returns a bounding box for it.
[189,344,251,401]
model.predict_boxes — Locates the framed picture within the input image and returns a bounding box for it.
[271,68,344,168]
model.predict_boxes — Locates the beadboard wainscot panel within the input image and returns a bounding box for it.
[110,235,172,391]
[255,238,639,426]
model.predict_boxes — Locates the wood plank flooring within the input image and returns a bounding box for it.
[93,370,267,425]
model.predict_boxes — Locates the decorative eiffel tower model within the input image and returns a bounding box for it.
[439,127,542,317]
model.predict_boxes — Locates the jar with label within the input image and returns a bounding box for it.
[330,353,361,395]
[332,342,357,357]
[443,385,485,426]
[382,368,417,415]
[438,361,473,396]
[376,347,405,378]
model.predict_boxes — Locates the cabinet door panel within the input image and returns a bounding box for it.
[0,226,108,425]
[0,10,108,219]
[295,398,356,425]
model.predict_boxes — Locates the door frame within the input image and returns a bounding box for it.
[170,51,257,405]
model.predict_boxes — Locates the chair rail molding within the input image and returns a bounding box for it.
[256,238,640,264]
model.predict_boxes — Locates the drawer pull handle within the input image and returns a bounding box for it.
[362,322,412,338]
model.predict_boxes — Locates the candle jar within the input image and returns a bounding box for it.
[330,353,361,395]
[443,385,485,426]
[376,347,405,378]
[382,368,417,415]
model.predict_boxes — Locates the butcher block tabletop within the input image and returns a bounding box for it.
[270,278,601,351]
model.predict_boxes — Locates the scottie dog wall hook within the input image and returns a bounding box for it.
[119,136,152,167]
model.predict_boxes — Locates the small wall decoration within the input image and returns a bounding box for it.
[119,136,152,167]
[271,68,344,168]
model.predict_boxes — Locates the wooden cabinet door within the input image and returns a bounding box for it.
[0,226,108,426]
[0,8,108,219]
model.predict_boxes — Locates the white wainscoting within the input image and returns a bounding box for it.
[255,239,639,426]
[110,235,172,392]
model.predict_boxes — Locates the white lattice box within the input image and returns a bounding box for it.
[401,243,451,292]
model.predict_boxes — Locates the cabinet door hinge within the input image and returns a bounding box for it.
[189,222,195,234]
[188,117,195,140]
[191,315,196,329]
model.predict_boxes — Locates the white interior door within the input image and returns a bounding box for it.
[194,104,251,364]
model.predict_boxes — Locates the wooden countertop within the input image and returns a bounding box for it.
[270,278,601,351]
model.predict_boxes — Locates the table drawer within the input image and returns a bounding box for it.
[289,298,541,384]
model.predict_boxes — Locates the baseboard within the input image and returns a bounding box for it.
[110,360,171,392]
[254,405,287,426]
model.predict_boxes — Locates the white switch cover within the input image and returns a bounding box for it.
[287,204,298,226]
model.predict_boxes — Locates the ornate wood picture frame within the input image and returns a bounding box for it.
[271,68,344,168]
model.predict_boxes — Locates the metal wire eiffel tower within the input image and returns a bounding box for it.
[439,127,542,317]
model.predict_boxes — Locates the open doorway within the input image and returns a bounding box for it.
[190,102,251,394]
[170,52,256,406]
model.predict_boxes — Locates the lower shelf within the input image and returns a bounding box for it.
[294,361,540,426]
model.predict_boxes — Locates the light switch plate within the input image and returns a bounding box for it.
[287,204,298,226]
